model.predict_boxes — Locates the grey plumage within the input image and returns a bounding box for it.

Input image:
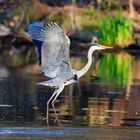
[41,23,73,82]
[28,22,74,86]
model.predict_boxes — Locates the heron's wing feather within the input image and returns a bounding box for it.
[28,22,72,79]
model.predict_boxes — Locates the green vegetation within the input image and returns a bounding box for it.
[97,53,133,85]
[81,6,102,33]
[48,12,73,32]
[83,5,95,17]
[76,7,133,48]
[98,16,133,47]
[82,24,98,34]
[48,12,65,24]
[12,0,36,25]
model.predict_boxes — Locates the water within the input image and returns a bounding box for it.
[0,127,140,140]
[0,50,140,139]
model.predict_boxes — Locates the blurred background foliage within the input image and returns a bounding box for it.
[1,0,140,46]
[0,0,140,68]
[25,0,139,48]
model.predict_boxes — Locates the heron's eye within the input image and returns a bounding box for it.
[93,43,100,47]
[96,43,100,47]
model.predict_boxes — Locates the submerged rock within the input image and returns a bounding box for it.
[0,23,12,36]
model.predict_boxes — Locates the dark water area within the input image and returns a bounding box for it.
[0,50,140,139]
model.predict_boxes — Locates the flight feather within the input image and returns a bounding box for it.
[28,21,73,80]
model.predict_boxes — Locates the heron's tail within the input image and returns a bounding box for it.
[37,81,50,86]
[37,77,62,87]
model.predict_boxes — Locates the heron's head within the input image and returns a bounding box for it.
[90,43,112,51]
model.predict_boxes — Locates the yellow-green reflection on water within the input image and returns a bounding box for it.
[97,52,133,85]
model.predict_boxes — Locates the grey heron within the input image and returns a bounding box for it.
[28,21,112,125]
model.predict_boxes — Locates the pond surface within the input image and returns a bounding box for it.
[0,127,140,140]
[0,50,140,139]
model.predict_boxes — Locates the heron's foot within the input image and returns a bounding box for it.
[43,117,49,126]
[54,117,59,123]
[54,118,62,126]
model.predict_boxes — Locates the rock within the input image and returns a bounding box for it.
[0,23,12,36]
[0,66,9,78]
[69,30,94,43]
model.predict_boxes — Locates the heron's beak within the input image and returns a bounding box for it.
[100,45,113,49]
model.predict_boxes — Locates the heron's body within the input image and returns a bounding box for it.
[28,21,112,125]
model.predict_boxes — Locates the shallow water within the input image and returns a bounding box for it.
[0,51,140,139]
[0,127,140,140]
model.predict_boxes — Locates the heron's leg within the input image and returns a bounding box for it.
[51,84,64,123]
[46,87,58,125]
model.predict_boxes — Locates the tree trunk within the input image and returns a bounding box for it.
[129,0,135,18]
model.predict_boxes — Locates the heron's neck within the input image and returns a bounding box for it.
[76,48,94,78]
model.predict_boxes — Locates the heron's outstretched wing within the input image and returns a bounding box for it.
[28,22,73,79]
